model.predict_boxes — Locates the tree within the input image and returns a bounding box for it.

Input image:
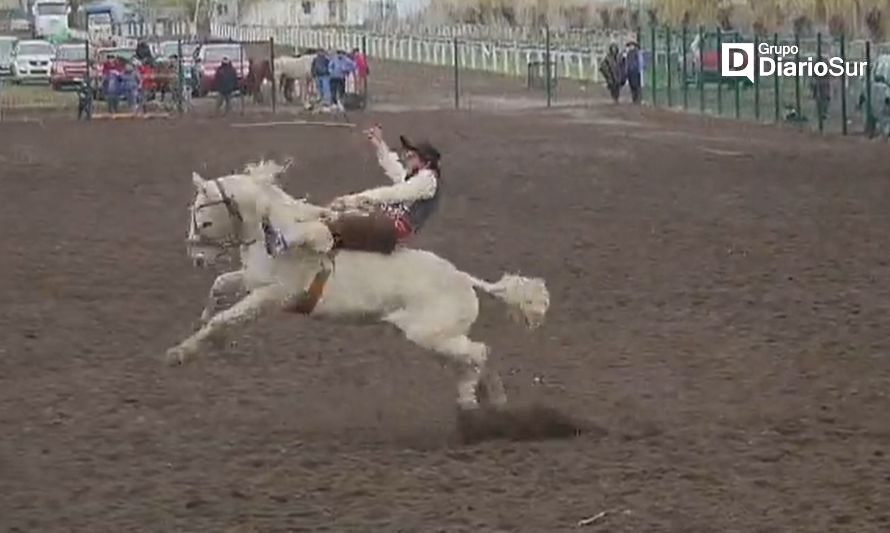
[865,5,883,39]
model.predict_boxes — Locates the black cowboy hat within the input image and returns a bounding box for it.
[400,135,441,166]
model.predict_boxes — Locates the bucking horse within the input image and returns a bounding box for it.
[171,160,551,412]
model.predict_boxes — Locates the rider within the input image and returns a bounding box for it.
[335,124,440,238]
[263,124,441,255]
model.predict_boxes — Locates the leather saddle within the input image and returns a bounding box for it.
[324,210,398,255]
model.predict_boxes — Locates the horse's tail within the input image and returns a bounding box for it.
[465,272,550,329]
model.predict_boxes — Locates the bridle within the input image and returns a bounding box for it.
[188,179,256,252]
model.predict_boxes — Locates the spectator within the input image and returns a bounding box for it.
[351,47,368,95]
[859,74,890,138]
[810,71,831,122]
[214,56,238,115]
[120,62,142,113]
[102,56,122,113]
[169,54,193,110]
[624,41,642,104]
[76,80,91,120]
[329,49,356,110]
[311,48,331,107]
[599,43,625,103]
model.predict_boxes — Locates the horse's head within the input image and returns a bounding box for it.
[186,159,329,267]
[186,171,259,268]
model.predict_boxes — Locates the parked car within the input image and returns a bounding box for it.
[11,39,54,83]
[192,41,246,97]
[682,31,750,86]
[51,42,88,89]
[0,35,16,77]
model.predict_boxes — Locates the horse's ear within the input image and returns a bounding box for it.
[192,172,206,191]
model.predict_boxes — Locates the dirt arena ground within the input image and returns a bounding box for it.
[1,62,889,533]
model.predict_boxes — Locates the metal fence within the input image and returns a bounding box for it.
[213,23,630,110]
[0,38,194,121]
[215,23,619,83]
[641,25,890,137]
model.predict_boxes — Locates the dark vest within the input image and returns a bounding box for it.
[394,168,440,232]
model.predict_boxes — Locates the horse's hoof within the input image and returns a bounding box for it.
[457,398,481,412]
[165,344,192,366]
[165,347,185,366]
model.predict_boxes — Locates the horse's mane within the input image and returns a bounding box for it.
[243,159,291,182]
[238,159,330,223]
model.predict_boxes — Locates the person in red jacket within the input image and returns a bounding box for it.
[351,47,368,95]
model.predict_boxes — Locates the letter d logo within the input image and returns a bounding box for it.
[721,43,755,83]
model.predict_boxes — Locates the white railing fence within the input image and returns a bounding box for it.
[212,23,632,83]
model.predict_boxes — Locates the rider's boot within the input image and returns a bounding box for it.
[261,217,289,256]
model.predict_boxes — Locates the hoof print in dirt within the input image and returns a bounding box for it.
[455,403,600,444]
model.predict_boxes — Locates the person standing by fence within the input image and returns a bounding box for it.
[121,62,142,113]
[329,50,356,110]
[102,56,122,114]
[624,41,642,104]
[599,43,625,103]
[214,57,238,116]
[351,47,368,95]
[311,49,331,108]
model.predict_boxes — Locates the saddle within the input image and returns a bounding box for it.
[324,210,399,255]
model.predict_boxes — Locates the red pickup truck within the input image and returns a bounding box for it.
[51,43,88,89]
[192,42,247,97]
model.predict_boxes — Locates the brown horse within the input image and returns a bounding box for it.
[245,59,274,104]
[150,61,178,103]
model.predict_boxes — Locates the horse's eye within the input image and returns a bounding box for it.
[201,221,213,228]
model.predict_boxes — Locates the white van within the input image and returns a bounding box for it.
[32,0,69,39]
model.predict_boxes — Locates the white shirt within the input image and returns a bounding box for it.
[355,143,438,205]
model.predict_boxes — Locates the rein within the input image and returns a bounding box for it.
[189,176,335,315]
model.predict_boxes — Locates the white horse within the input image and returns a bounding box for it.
[273,55,314,106]
[171,161,550,410]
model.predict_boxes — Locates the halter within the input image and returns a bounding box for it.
[188,179,256,252]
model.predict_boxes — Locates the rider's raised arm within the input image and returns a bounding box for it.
[360,169,436,204]
[375,141,408,183]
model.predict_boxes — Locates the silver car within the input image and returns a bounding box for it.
[12,39,55,83]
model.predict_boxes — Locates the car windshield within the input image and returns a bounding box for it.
[18,42,53,55]
[36,3,67,15]
[160,42,197,58]
[88,13,112,24]
[203,46,240,62]
[57,46,86,61]
[98,48,135,62]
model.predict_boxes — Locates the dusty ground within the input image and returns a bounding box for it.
[1,62,889,533]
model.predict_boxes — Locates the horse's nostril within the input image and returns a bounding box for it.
[201,221,213,228]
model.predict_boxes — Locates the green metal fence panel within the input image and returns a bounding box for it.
[635,24,886,137]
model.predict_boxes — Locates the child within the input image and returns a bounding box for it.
[76,80,91,120]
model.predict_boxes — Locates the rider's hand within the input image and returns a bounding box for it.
[365,124,383,145]
[353,195,375,209]
[332,195,374,211]
[329,196,349,210]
